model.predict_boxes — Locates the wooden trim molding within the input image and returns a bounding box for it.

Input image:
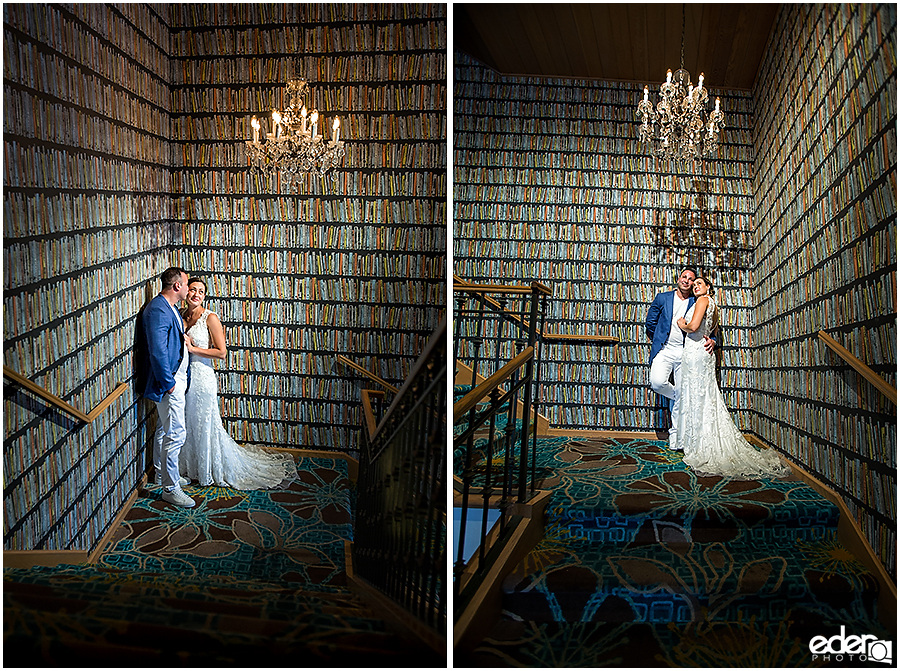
[361,389,386,441]
[453,490,552,652]
[345,541,446,658]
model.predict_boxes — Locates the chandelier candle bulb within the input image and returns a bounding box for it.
[698,73,704,88]
[715,97,720,111]
[243,70,346,184]
[644,86,649,101]
[332,118,340,144]
[272,110,282,139]
[667,69,672,83]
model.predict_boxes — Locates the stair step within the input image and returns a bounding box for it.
[4,564,370,623]
[4,600,430,666]
[4,585,389,636]
[459,615,893,668]
[4,563,444,666]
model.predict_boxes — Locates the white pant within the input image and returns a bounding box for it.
[649,346,683,433]
[154,375,187,490]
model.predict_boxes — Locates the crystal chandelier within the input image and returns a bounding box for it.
[245,67,345,187]
[635,7,725,164]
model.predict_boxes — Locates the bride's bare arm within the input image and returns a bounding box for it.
[187,312,228,360]
[677,296,709,333]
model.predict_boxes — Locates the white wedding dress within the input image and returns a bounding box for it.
[675,299,791,479]
[180,309,299,489]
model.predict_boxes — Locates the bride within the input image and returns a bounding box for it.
[179,277,299,489]
[675,276,790,479]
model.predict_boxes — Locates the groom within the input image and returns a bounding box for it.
[134,267,195,508]
[645,267,715,449]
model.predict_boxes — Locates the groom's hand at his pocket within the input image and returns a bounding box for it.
[703,335,716,354]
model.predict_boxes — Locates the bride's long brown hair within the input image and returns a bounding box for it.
[696,276,719,333]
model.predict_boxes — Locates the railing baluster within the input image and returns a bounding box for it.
[352,318,446,640]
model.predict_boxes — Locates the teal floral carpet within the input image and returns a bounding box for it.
[458,436,893,667]
[98,455,353,588]
[4,455,443,666]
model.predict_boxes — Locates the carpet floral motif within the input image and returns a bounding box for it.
[99,456,352,587]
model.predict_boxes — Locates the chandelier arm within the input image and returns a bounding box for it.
[242,64,346,188]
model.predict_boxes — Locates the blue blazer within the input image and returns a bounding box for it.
[134,294,190,402]
[645,290,697,365]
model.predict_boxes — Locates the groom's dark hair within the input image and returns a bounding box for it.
[160,266,188,288]
[680,266,698,278]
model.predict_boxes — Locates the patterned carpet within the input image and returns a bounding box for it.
[99,456,353,587]
[457,436,893,668]
[4,455,443,666]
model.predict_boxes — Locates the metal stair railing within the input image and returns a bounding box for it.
[352,317,446,641]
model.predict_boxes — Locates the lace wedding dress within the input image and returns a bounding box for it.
[180,309,299,489]
[675,299,790,479]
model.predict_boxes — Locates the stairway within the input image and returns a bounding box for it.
[4,455,443,666]
[457,435,892,667]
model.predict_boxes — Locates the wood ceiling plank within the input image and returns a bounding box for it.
[663,3,683,76]
[517,3,567,77]
[642,4,666,84]
[572,4,603,79]
[472,5,540,76]
[607,4,635,81]
[456,3,779,91]
[549,5,588,77]
[625,4,648,82]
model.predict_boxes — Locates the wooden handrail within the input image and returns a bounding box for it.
[817,331,896,405]
[454,274,552,296]
[360,389,386,441]
[453,347,534,418]
[3,366,129,423]
[335,355,399,394]
[453,282,553,296]
[454,275,616,344]
[541,332,620,344]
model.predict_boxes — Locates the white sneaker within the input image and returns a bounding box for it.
[162,487,196,508]
[154,473,190,487]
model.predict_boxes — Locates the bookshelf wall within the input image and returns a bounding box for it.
[3,3,175,551]
[454,51,759,431]
[169,3,447,451]
[4,2,447,553]
[750,4,896,578]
